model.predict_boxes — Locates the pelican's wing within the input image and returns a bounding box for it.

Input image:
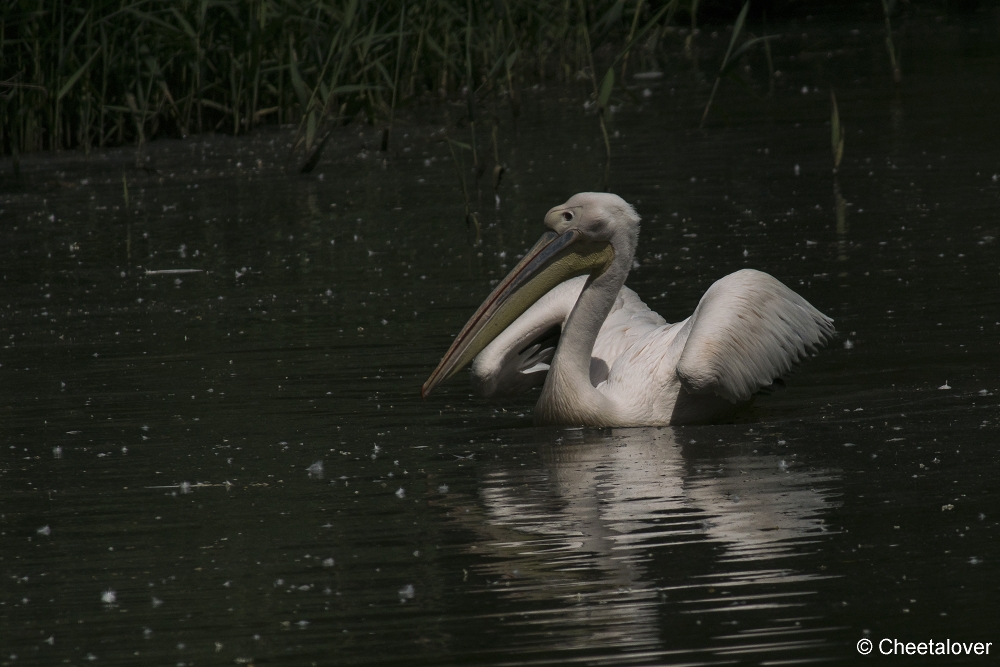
[470,277,586,398]
[674,269,835,403]
[472,279,665,396]
[590,286,667,383]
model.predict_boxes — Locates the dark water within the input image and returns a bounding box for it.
[2,11,999,667]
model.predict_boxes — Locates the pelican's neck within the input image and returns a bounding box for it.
[538,235,634,424]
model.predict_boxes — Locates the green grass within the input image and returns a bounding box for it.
[0,0,691,162]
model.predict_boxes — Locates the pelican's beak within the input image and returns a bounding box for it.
[421,229,614,398]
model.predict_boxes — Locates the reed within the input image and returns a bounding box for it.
[1,0,677,159]
[699,1,772,129]
[830,90,844,173]
[880,0,902,85]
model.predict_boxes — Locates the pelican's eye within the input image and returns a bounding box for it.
[561,211,574,222]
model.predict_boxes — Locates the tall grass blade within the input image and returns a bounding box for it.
[830,91,844,172]
[700,0,750,128]
[597,67,615,110]
[57,49,100,102]
[881,0,902,84]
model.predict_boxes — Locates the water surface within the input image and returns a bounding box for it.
[2,10,999,666]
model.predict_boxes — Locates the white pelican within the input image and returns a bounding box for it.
[422,192,834,426]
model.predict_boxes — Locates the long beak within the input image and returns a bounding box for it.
[421,229,614,398]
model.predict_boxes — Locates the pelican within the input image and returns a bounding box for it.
[422,192,834,426]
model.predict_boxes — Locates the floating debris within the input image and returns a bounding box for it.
[938,381,951,390]
[306,460,324,478]
[395,487,406,498]
[144,269,204,275]
[322,558,335,567]
[398,584,415,600]
[145,482,236,491]
[942,504,955,511]
[101,589,117,604]
[37,525,51,536]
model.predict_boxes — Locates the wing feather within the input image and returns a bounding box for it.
[675,269,834,403]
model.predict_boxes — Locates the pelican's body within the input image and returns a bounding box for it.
[423,193,834,426]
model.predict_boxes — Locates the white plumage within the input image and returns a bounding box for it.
[424,193,834,426]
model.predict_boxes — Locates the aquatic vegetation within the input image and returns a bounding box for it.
[881,0,902,84]
[0,0,677,160]
[830,90,844,172]
[699,1,772,128]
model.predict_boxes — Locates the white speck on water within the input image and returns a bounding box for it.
[85,653,97,661]
[151,596,163,607]
[398,584,415,600]
[938,381,951,390]
[44,635,54,645]
[942,504,955,511]
[779,460,789,470]
[307,460,324,478]
[969,557,981,565]
[843,339,854,349]
[297,620,310,628]
[53,446,63,458]
[101,589,117,604]
[413,550,420,557]
[979,389,989,396]
[323,558,335,567]
[143,627,153,638]
[438,484,449,493]
[37,525,51,536]
[843,442,857,447]
[179,481,192,494]
[395,487,406,498]
[742,249,748,257]
[794,164,801,176]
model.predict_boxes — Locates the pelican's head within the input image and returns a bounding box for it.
[543,192,640,255]
[422,192,639,398]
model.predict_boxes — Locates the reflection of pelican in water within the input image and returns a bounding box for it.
[448,428,840,659]
[422,193,834,426]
